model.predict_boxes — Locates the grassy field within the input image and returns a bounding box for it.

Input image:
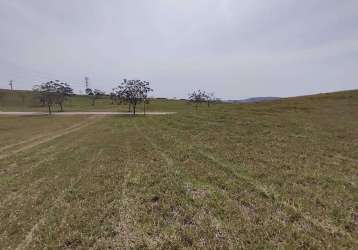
[0,90,357,249]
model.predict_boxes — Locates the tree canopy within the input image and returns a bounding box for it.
[33,80,73,114]
[188,90,216,108]
[116,79,153,115]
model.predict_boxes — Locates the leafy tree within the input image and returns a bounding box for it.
[113,85,128,110]
[33,80,73,114]
[85,88,94,95]
[109,91,116,104]
[189,90,216,109]
[85,88,104,106]
[143,98,150,115]
[116,79,153,115]
[205,92,216,107]
[94,89,105,96]
[188,90,206,110]
[62,83,74,96]
[111,87,128,105]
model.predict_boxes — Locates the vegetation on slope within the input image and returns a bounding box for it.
[0,90,357,248]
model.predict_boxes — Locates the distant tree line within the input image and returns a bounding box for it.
[32,78,153,115]
[31,79,220,115]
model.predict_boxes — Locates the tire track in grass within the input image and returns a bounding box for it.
[133,120,173,168]
[14,147,105,250]
[113,139,135,249]
[196,148,358,242]
[88,118,141,249]
[55,148,104,228]
[0,144,57,173]
[90,118,161,249]
[172,114,358,168]
[0,134,90,208]
[145,116,357,243]
[152,116,353,239]
[133,118,232,248]
[0,176,46,208]
[34,117,136,249]
[0,116,100,161]
[167,115,358,198]
[2,118,103,249]
[15,218,45,250]
[0,118,93,153]
[0,134,49,153]
[0,118,101,207]
[163,116,358,230]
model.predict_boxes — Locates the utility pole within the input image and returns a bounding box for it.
[85,77,89,90]
[9,80,13,90]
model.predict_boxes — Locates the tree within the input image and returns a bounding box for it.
[143,98,150,115]
[93,89,105,106]
[33,80,73,114]
[114,81,130,111]
[62,83,74,96]
[205,92,215,107]
[188,90,207,110]
[116,79,153,115]
[85,88,94,95]
[86,88,104,106]
[109,91,116,104]
[189,90,216,109]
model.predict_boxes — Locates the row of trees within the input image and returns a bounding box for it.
[32,79,217,115]
[33,79,153,115]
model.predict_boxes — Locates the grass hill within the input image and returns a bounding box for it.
[0,89,357,248]
[227,97,280,103]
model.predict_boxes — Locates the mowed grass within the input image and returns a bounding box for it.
[0,90,357,249]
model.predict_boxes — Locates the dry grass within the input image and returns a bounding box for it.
[0,90,357,249]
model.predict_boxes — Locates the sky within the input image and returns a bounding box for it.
[0,0,357,99]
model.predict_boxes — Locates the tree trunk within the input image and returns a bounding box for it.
[60,102,63,112]
[133,104,136,115]
[128,103,131,112]
[144,102,146,115]
[48,104,51,115]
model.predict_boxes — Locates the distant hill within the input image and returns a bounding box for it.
[226,97,280,103]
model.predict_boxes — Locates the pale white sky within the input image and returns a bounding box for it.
[0,0,357,99]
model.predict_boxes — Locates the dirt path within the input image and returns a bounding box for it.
[0,111,176,116]
[0,116,100,160]
[0,119,92,153]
